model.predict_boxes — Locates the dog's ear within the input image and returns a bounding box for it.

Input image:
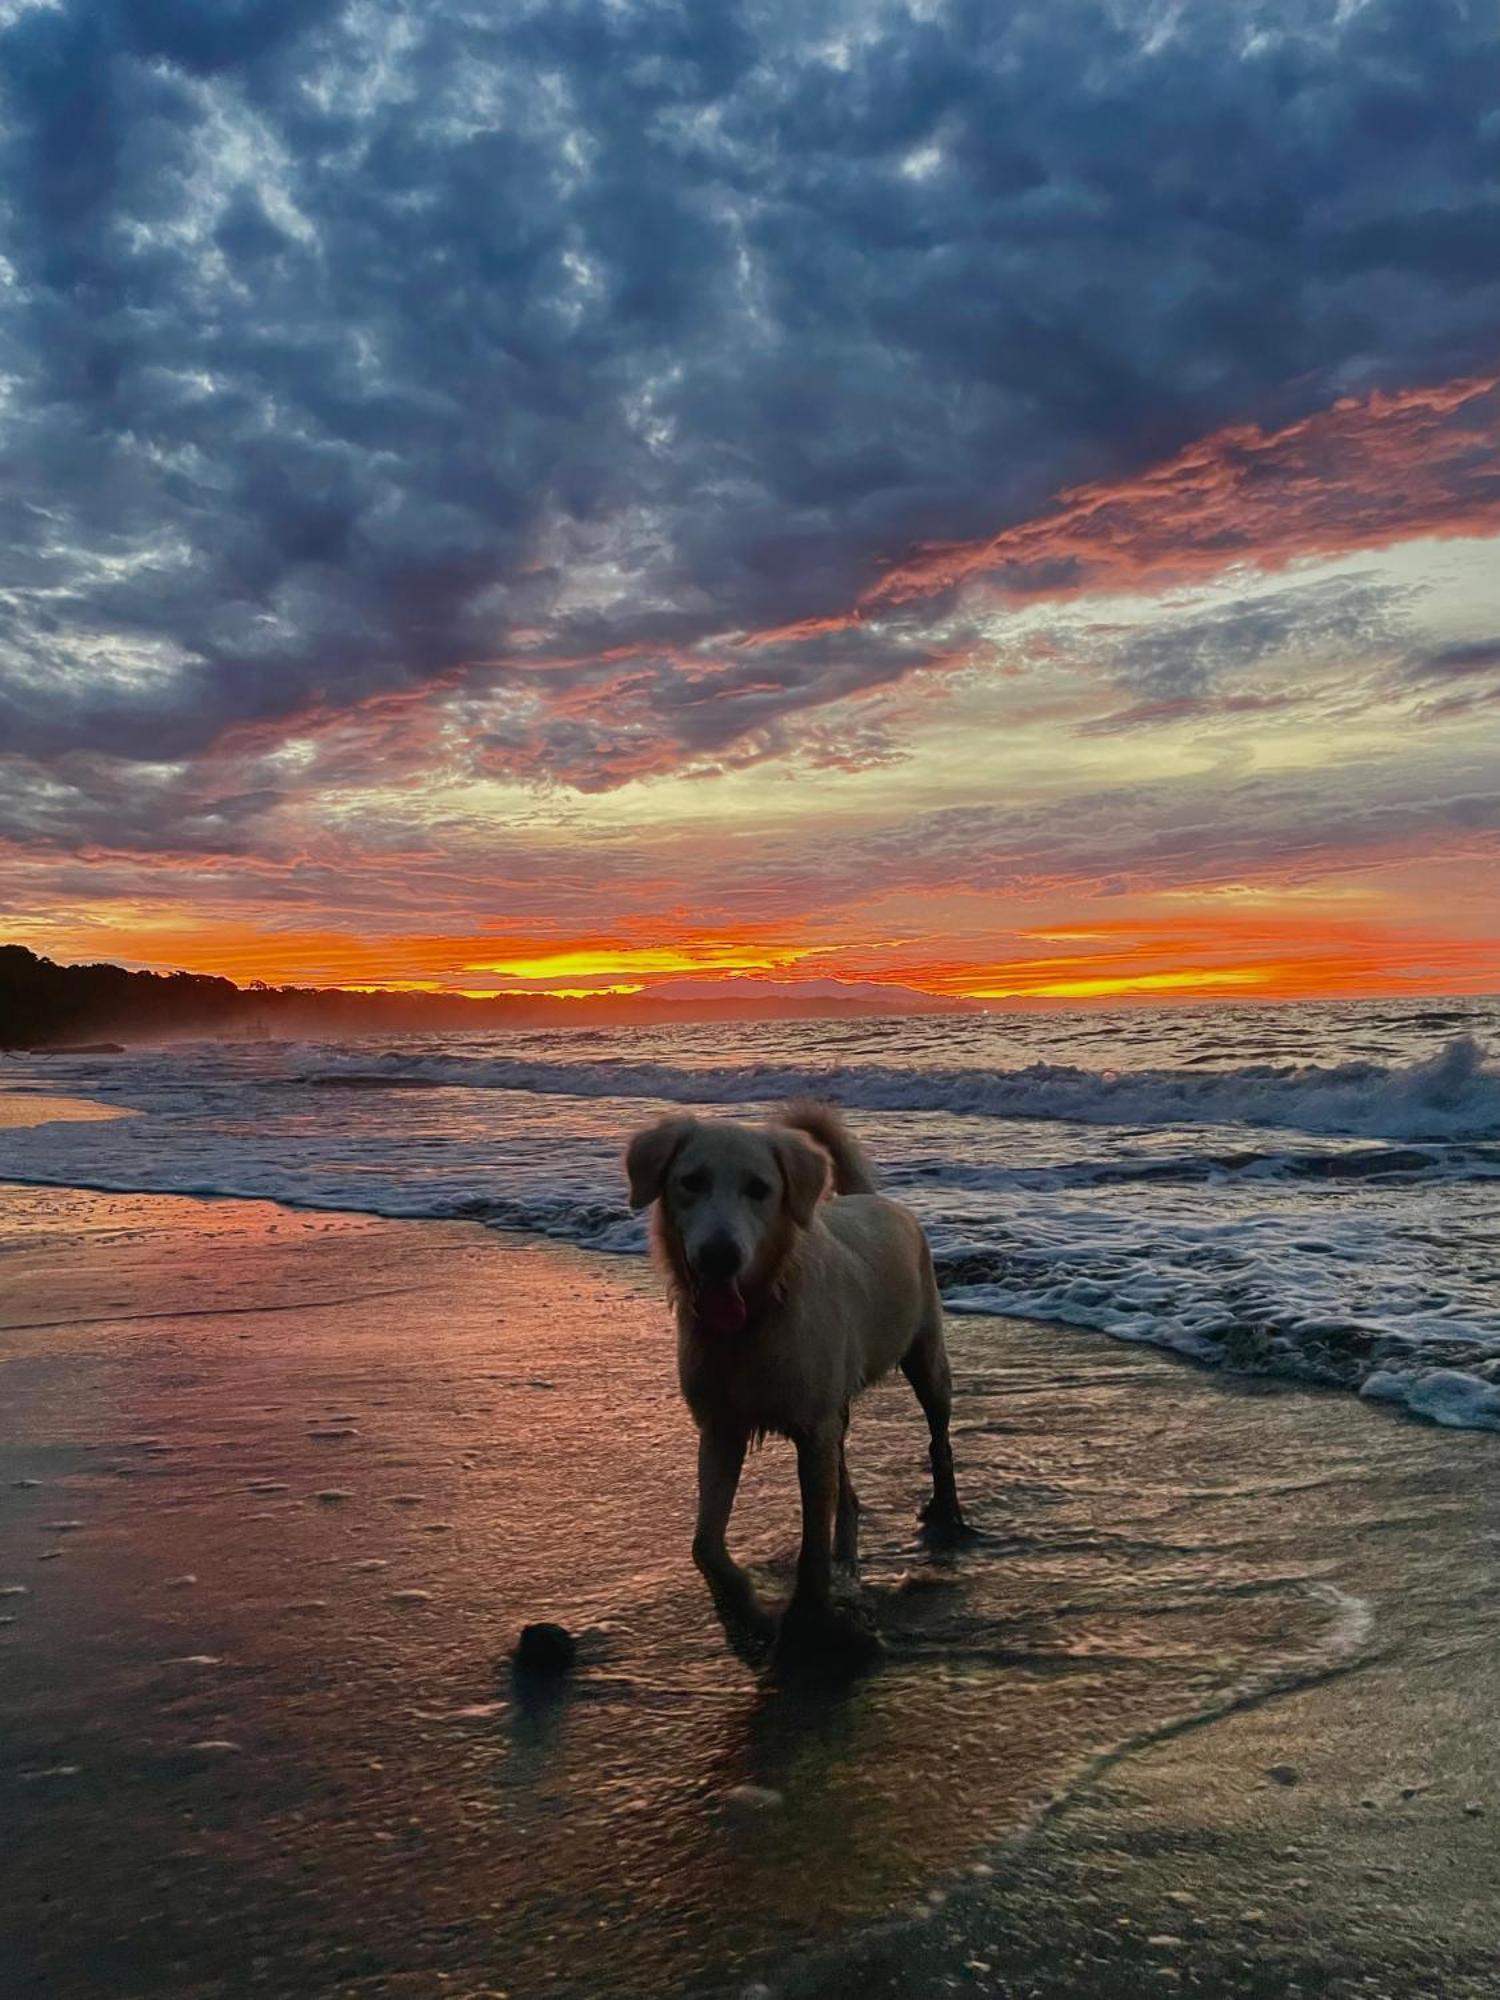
[625,1117,695,1210]
[772,1130,828,1229]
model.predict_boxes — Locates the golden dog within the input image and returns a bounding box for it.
[625,1100,967,1659]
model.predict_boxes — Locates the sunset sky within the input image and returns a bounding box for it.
[2,0,1498,1007]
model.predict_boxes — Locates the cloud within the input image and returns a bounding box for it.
[751,759,1500,922]
[1401,637,1500,681]
[6,731,1497,943]
[7,737,1497,1000]
[3,0,1500,796]
[2,0,1498,1007]
[1395,635,1500,723]
[861,376,1500,612]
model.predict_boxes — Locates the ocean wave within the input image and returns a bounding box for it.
[3,1142,1496,1432]
[929,1227,1500,1433]
[5,1009,1499,1433]
[304,1033,1500,1142]
[899,1142,1498,1191]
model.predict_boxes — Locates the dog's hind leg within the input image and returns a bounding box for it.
[901,1294,969,1544]
[834,1404,860,1574]
[693,1426,771,1636]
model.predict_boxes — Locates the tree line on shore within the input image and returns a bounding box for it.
[1,944,947,1047]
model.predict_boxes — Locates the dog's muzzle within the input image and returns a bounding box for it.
[692,1237,747,1336]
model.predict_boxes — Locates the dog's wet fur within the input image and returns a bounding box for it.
[625,1100,968,1670]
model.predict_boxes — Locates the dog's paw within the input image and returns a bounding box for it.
[919,1501,981,1550]
[774,1596,884,1679]
[725,1596,778,1646]
[700,1564,777,1646]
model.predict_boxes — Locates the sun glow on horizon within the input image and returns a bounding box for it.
[464,943,820,981]
[504,984,647,999]
[11,901,1499,1011]
[964,966,1276,1000]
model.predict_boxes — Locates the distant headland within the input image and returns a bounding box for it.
[0,945,967,1048]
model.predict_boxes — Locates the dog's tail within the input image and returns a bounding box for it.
[777,1099,878,1195]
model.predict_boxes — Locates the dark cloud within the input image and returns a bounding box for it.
[0,750,286,856]
[1061,573,1408,732]
[2,0,1499,799]
[1402,637,1500,681]
[1396,636,1500,722]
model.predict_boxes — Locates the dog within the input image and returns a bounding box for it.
[625,1099,967,1659]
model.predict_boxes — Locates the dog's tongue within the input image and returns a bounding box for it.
[696,1280,747,1337]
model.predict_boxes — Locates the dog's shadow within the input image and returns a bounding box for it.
[707,1514,991,1687]
[696,1548,1006,1820]
[703,1571,781,1674]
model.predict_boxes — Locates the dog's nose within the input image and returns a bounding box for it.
[696,1236,743,1282]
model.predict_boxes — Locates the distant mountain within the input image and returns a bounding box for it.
[633,976,963,1010]
[0,945,969,1048]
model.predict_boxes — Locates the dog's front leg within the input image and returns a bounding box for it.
[778,1424,881,1669]
[790,1424,839,1613]
[692,1425,770,1636]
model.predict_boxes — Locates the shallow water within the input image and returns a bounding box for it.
[0,1188,1427,2000]
[3,996,1499,1427]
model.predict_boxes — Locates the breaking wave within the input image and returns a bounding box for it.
[305,1034,1500,1143]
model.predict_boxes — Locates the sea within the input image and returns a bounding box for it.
[3,997,1499,1429]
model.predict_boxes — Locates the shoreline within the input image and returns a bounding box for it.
[3,1180,1498,1998]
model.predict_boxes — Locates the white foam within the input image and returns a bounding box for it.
[1360,1368,1500,1431]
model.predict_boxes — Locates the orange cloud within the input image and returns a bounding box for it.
[176,371,1500,804]
[862,373,1500,610]
[832,905,1500,1005]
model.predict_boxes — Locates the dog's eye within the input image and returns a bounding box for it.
[679,1171,709,1198]
[744,1176,772,1201]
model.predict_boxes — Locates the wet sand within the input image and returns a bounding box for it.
[0,1090,132,1128]
[2,1182,1498,2000]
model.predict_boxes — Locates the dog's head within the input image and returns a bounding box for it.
[624,1115,828,1335]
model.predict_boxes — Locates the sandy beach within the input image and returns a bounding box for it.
[3,1159,1498,1999]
